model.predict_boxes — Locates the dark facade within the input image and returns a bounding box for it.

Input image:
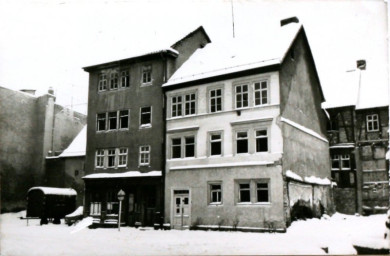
[82,26,211,226]
[0,87,86,212]
[326,105,389,214]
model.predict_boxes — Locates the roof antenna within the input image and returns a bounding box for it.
[231,0,235,38]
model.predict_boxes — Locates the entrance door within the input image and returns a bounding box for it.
[172,191,190,229]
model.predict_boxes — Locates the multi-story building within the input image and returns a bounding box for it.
[162,18,333,230]
[324,60,389,215]
[0,86,86,212]
[82,27,211,226]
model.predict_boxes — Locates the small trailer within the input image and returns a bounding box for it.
[26,187,77,225]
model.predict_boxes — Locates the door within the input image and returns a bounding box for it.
[172,191,190,229]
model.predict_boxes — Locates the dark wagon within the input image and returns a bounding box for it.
[26,187,77,225]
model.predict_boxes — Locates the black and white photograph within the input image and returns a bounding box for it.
[0,0,389,255]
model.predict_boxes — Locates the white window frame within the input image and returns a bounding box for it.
[119,110,129,130]
[171,95,182,117]
[331,154,351,170]
[184,136,196,158]
[235,84,249,109]
[98,73,107,92]
[366,114,379,132]
[142,65,152,84]
[238,182,251,203]
[254,80,269,106]
[118,148,128,167]
[120,70,130,88]
[95,149,105,168]
[340,155,351,170]
[209,88,223,113]
[256,180,270,203]
[90,202,101,215]
[184,93,196,116]
[170,135,196,159]
[110,72,118,90]
[209,132,223,156]
[140,106,152,128]
[209,182,222,205]
[236,130,249,154]
[108,111,118,130]
[171,137,182,159]
[139,145,150,166]
[255,129,268,153]
[107,149,116,168]
[96,113,106,132]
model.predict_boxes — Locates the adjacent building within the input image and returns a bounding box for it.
[45,126,87,206]
[324,61,389,215]
[0,86,86,212]
[162,19,333,230]
[82,26,211,226]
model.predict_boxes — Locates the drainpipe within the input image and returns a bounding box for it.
[161,53,168,226]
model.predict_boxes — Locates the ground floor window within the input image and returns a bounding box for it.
[90,202,101,215]
[236,179,270,204]
[209,183,222,204]
[106,191,119,215]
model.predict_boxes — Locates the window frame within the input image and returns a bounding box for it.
[110,72,119,90]
[171,95,183,118]
[169,134,197,159]
[256,180,270,203]
[236,130,249,154]
[171,138,182,159]
[184,136,195,158]
[108,111,118,131]
[209,88,223,113]
[120,70,130,88]
[254,80,269,106]
[255,129,268,153]
[184,93,196,116]
[238,182,251,203]
[366,114,379,132]
[235,84,249,109]
[119,110,130,130]
[107,149,116,168]
[96,113,107,132]
[208,182,223,205]
[236,179,271,205]
[98,73,107,92]
[209,131,223,156]
[95,149,105,168]
[139,145,151,166]
[118,148,128,167]
[141,65,152,85]
[140,106,152,128]
[331,154,351,171]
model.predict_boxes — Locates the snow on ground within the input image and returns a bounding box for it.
[1,211,388,256]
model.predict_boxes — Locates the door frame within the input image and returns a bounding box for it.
[170,188,191,229]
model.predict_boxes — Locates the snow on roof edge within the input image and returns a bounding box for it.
[286,170,331,186]
[83,170,162,179]
[28,187,77,196]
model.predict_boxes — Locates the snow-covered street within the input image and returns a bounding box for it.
[1,211,389,255]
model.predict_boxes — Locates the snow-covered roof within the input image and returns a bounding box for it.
[330,143,355,149]
[322,68,389,110]
[286,170,331,186]
[83,171,161,179]
[57,126,86,158]
[163,23,302,87]
[28,187,77,196]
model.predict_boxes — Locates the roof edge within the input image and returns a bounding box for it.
[171,26,212,49]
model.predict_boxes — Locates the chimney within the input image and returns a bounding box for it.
[20,89,36,95]
[357,59,366,70]
[281,17,299,27]
[48,87,55,95]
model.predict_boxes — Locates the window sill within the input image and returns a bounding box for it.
[139,164,150,167]
[208,202,223,206]
[236,202,271,206]
[141,82,153,87]
[139,124,152,129]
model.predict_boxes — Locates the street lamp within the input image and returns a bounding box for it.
[117,189,125,231]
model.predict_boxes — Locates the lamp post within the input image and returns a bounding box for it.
[117,189,125,231]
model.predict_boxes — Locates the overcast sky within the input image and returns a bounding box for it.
[0,0,388,114]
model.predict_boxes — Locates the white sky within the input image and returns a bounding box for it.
[0,0,388,114]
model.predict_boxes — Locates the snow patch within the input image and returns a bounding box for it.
[70,217,93,234]
[58,126,86,158]
[286,170,303,182]
[286,170,331,185]
[65,206,83,218]
[170,161,274,171]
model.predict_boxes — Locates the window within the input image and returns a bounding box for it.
[108,112,117,130]
[108,149,116,167]
[210,133,222,156]
[119,110,129,129]
[171,96,182,117]
[97,113,106,131]
[139,145,150,166]
[121,71,130,88]
[235,84,249,109]
[140,107,152,127]
[209,88,222,113]
[238,183,251,203]
[184,93,196,115]
[256,182,269,202]
[171,138,182,159]
[110,72,118,90]
[210,183,222,204]
[90,202,101,215]
[236,131,248,154]
[185,136,195,157]
[118,148,128,167]
[142,65,152,84]
[332,154,351,170]
[96,149,104,168]
[255,130,268,152]
[106,191,119,215]
[254,81,268,106]
[98,73,107,92]
[367,114,379,132]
